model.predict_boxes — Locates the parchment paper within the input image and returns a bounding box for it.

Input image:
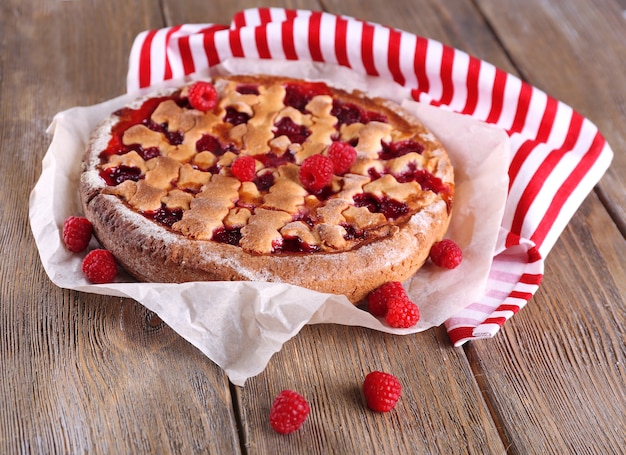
[29,59,509,385]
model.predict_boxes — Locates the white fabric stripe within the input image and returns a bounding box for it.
[473,323,505,338]
[149,27,173,87]
[318,12,338,63]
[538,128,612,256]
[238,26,260,59]
[372,25,392,80]
[521,88,548,139]
[546,101,574,148]
[424,40,444,102]
[495,74,522,132]
[265,23,286,60]
[212,29,233,64]
[291,17,312,61]
[242,8,262,27]
[501,139,551,233]
[344,19,364,73]
[398,31,417,88]
[488,309,516,320]
[519,120,595,243]
[185,33,208,76]
[268,7,288,23]
[472,62,496,122]
[448,50,470,113]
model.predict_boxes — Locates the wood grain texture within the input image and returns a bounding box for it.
[2,0,624,453]
[241,325,505,454]
[467,193,626,453]
[162,0,323,26]
[0,0,239,453]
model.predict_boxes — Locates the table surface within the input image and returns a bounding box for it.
[2,0,625,453]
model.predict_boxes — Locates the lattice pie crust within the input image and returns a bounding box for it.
[80,75,454,302]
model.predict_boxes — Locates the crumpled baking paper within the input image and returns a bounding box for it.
[29,59,509,385]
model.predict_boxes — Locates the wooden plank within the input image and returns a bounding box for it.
[474,0,626,233]
[162,0,323,26]
[241,325,505,453]
[466,193,626,453]
[0,0,241,453]
[462,1,626,451]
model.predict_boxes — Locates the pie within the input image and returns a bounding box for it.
[79,75,454,303]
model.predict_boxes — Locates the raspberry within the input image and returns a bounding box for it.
[269,390,310,434]
[231,156,257,182]
[367,281,407,317]
[327,141,357,174]
[81,249,118,284]
[188,81,218,112]
[385,297,420,328]
[62,216,93,252]
[298,154,334,193]
[429,239,463,269]
[363,371,402,412]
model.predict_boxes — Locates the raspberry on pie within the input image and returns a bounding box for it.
[79,75,454,303]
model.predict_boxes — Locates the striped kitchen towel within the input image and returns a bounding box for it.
[125,7,613,345]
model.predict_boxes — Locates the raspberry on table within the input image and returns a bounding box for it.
[298,154,334,193]
[269,389,311,434]
[81,249,118,284]
[62,216,93,252]
[429,239,463,269]
[188,81,218,112]
[363,371,402,412]
[327,141,357,175]
[385,297,420,328]
[231,155,257,182]
[367,281,407,317]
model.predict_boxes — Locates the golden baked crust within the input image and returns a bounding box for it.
[80,75,454,302]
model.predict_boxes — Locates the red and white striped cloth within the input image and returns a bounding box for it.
[125,8,613,345]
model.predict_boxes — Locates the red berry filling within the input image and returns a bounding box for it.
[254,150,295,169]
[331,100,388,126]
[196,134,224,154]
[223,106,251,126]
[379,140,425,160]
[151,206,183,227]
[283,81,330,112]
[99,165,142,186]
[212,227,243,246]
[273,117,311,144]
[236,84,260,95]
[95,79,450,257]
[353,194,409,220]
[101,96,172,161]
[273,236,321,254]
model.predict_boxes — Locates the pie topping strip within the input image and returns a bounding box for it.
[80,75,454,301]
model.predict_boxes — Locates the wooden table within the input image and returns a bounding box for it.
[2,0,625,453]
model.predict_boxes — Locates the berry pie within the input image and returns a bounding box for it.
[80,75,454,302]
